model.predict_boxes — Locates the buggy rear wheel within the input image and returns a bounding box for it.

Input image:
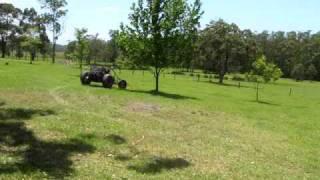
[102,74,115,88]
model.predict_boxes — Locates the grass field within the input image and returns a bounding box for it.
[0,60,319,179]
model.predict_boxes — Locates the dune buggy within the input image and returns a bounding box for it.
[80,65,127,89]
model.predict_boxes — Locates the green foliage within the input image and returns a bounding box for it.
[39,0,68,63]
[251,56,283,82]
[199,19,242,84]
[291,63,305,81]
[74,28,89,70]
[232,74,246,81]
[64,41,76,60]
[65,31,120,65]
[0,3,20,58]
[117,0,203,92]
[245,72,259,82]
[306,64,318,80]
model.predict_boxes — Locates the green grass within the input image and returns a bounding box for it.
[0,60,319,179]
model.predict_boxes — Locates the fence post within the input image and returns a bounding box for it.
[256,82,259,102]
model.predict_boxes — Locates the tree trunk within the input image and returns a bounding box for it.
[219,49,229,84]
[219,69,224,84]
[1,36,6,58]
[152,0,162,93]
[30,50,36,64]
[52,27,56,63]
[155,72,159,93]
[52,42,56,63]
[79,58,83,73]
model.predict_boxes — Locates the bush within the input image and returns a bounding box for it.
[245,72,259,82]
[189,73,194,77]
[252,55,283,82]
[232,74,246,81]
[171,71,185,75]
[203,74,209,78]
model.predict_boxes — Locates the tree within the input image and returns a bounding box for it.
[20,8,44,63]
[87,33,100,65]
[241,29,258,72]
[105,30,119,63]
[74,28,89,72]
[305,64,318,81]
[64,40,76,61]
[0,3,20,58]
[117,0,203,92]
[39,0,67,63]
[251,55,283,82]
[291,63,305,81]
[199,19,242,84]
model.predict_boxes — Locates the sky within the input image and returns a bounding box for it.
[1,0,319,45]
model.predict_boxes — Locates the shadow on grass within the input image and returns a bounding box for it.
[211,82,254,89]
[249,100,280,106]
[0,101,5,107]
[103,133,191,174]
[128,157,190,174]
[125,89,198,100]
[87,82,197,100]
[0,108,55,120]
[106,134,127,145]
[0,105,95,179]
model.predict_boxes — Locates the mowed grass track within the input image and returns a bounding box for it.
[0,60,319,179]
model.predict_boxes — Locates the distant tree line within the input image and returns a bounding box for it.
[116,17,320,85]
[198,19,320,82]
[2,0,319,91]
[64,30,119,67]
[64,0,320,92]
[0,0,67,63]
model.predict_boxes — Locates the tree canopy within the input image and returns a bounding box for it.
[117,0,203,92]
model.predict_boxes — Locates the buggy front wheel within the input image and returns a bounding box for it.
[118,80,127,89]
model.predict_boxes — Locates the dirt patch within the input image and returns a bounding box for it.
[126,102,161,113]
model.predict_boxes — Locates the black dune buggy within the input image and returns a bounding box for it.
[80,65,127,89]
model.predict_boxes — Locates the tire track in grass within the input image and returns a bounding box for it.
[49,86,70,106]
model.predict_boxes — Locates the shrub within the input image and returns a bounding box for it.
[246,72,259,82]
[252,55,283,82]
[232,74,246,81]
[171,71,185,75]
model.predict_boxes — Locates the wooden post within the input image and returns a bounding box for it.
[256,82,259,102]
[289,88,292,96]
[238,82,241,88]
[197,74,200,81]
